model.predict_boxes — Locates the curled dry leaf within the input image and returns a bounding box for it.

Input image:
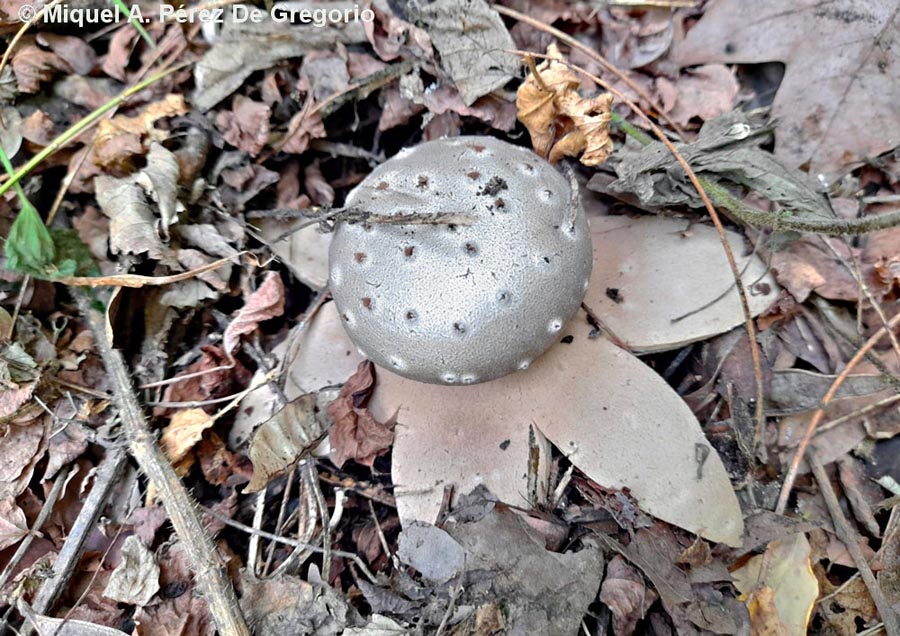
[327,361,395,468]
[245,392,329,493]
[93,175,173,264]
[161,408,215,475]
[222,271,285,355]
[103,535,161,607]
[215,95,271,157]
[585,214,779,352]
[369,312,744,546]
[0,498,29,550]
[516,43,614,166]
[599,555,658,636]
[732,533,818,636]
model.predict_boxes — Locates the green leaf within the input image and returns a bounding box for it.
[4,200,56,276]
[49,228,99,277]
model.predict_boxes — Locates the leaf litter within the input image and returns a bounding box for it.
[2,1,900,635]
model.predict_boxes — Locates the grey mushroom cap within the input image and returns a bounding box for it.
[328,136,593,385]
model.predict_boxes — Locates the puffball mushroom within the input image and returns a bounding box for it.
[328,136,593,385]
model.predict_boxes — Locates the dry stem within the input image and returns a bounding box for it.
[77,294,250,636]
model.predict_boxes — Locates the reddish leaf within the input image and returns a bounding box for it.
[222,271,285,355]
[327,361,395,467]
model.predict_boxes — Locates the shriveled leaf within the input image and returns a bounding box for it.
[104,535,161,606]
[437,495,603,636]
[134,143,182,232]
[599,555,657,636]
[585,214,778,352]
[327,361,394,468]
[675,0,900,180]
[415,0,519,106]
[517,43,614,166]
[161,408,214,473]
[732,533,818,636]
[11,44,71,93]
[592,112,831,220]
[215,95,271,156]
[94,175,172,263]
[222,271,285,355]
[245,393,329,492]
[0,498,28,550]
[239,572,355,636]
[259,218,331,290]
[371,311,743,545]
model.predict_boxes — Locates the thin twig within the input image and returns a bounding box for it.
[21,450,127,636]
[201,506,378,584]
[808,449,900,636]
[776,311,900,517]
[76,294,250,636]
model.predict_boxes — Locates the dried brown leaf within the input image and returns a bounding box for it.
[327,361,394,468]
[516,44,614,166]
[222,271,285,355]
[0,498,28,550]
[161,408,214,473]
[215,95,271,157]
[599,555,657,635]
[245,393,328,493]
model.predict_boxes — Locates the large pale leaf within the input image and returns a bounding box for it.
[674,0,900,180]
[585,214,778,352]
[369,311,744,546]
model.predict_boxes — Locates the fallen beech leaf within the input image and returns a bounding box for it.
[11,42,71,93]
[516,43,614,166]
[370,311,743,546]
[327,361,395,468]
[222,271,285,355]
[104,535,161,607]
[0,498,28,550]
[161,408,214,473]
[245,393,329,492]
[416,0,519,106]
[656,64,739,127]
[599,555,658,635]
[732,533,818,636]
[585,214,778,352]
[94,175,173,263]
[676,0,900,180]
[93,94,188,169]
[215,95,271,156]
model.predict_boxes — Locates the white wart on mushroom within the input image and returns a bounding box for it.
[250,136,781,547]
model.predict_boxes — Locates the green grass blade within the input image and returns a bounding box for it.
[110,0,156,47]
